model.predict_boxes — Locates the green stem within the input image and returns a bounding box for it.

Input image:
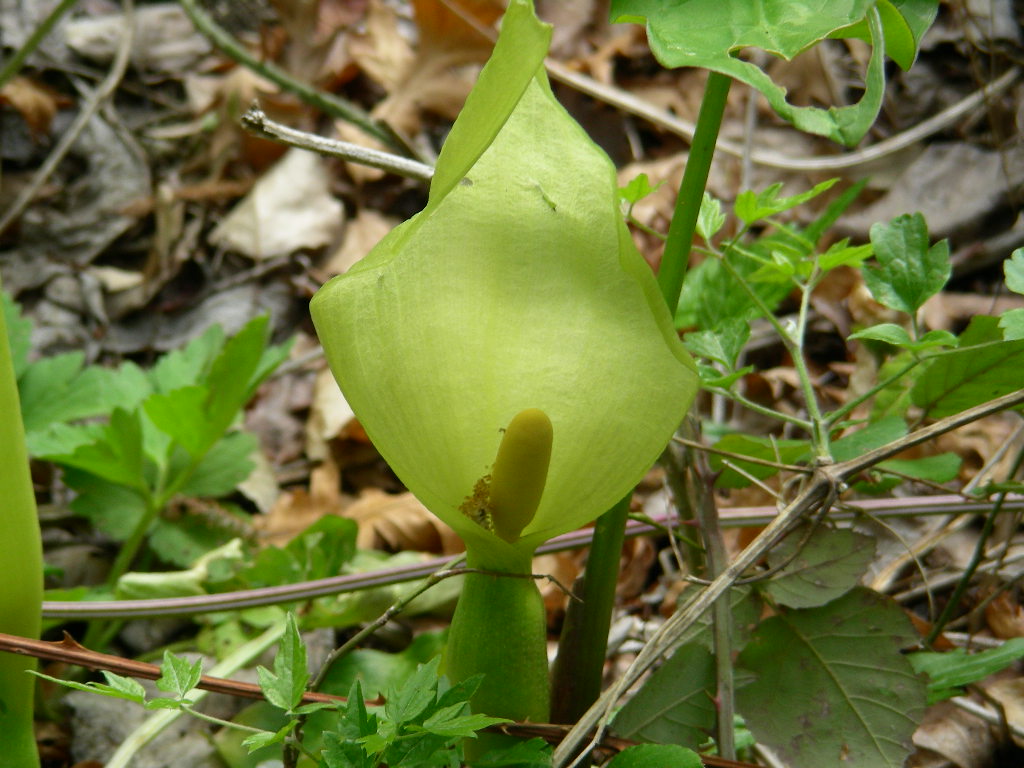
[549,494,630,723]
[549,71,732,725]
[657,71,732,310]
[443,553,548,758]
[0,275,43,768]
[106,495,161,587]
[0,0,80,87]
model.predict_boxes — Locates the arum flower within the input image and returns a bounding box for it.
[311,0,697,726]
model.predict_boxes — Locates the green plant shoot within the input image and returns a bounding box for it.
[311,0,698,728]
[0,274,43,768]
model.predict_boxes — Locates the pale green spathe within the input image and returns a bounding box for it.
[311,0,697,570]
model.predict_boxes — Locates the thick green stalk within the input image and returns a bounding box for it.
[549,494,629,723]
[549,71,732,722]
[444,554,549,758]
[0,275,43,767]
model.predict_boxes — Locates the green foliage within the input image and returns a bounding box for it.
[612,644,716,746]
[910,638,1024,704]
[3,300,292,572]
[605,744,702,768]
[863,213,951,315]
[763,525,876,609]
[611,0,938,145]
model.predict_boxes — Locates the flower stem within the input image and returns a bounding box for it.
[0,275,43,767]
[444,556,549,758]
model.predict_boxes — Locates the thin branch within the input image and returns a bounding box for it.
[176,0,412,155]
[0,631,350,705]
[673,435,812,474]
[241,105,435,182]
[553,387,1024,766]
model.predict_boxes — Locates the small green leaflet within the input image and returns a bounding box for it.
[910,638,1024,704]
[862,213,951,315]
[605,744,702,768]
[849,323,958,352]
[155,650,203,700]
[257,613,309,713]
[734,179,838,226]
[1002,247,1024,294]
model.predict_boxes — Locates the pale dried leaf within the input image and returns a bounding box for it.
[306,368,357,461]
[344,488,463,553]
[0,76,61,137]
[322,208,399,276]
[255,461,345,546]
[911,700,995,768]
[210,148,344,260]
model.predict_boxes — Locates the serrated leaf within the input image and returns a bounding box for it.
[2,290,32,378]
[64,469,147,540]
[1004,248,1024,295]
[765,525,876,608]
[818,240,872,272]
[695,191,725,241]
[734,180,838,226]
[612,643,715,747]
[156,651,203,698]
[736,588,926,767]
[148,324,224,394]
[911,316,1024,419]
[421,704,507,737]
[242,721,296,752]
[45,408,147,491]
[386,657,442,724]
[863,213,950,315]
[257,613,308,712]
[611,0,891,146]
[999,308,1024,340]
[606,743,702,768]
[619,173,662,207]
[30,670,147,705]
[909,638,1024,704]
[143,385,211,458]
[683,319,750,369]
[176,431,257,498]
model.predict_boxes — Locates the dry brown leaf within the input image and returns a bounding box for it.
[322,208,399,277]
[255,460,346,546]
[984,678,1024,748]
[306,367,357,461]
[984,589,1024,640]
[210,148,345,259]
[911,700,996,768]
[0,76,64,138]
[344,488,463,554]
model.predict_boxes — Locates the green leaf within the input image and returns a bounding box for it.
[830,416,907,462]
[619,173,663,207]
[155,651,203,699]
[817,240,872,272]
[764,525,876,608]
[148,324,224,394]
[835,0,939,70]
[734,180,838,226]
[611,643,715,747]
[683,319,750,370]
[909,638,1024,704]
[472,738,552,768]
[611,0,890,146]
[911,316,1024,419]
[804,179,868,245]
[386,657,443,724]
[605,744,702,768]
[1,290,32,378]
[144,386,212,458]
[862,213,950,315]
[420,704,507,737]
[736,588,926,767]
[242,722,296,752]
[64,469,148,540]
[319,632,447,700]
[256,613,308,712]
[849,323,911,346]
[45,408,147,491]
[708,435,809,489]
[695,192,725,241]
[32,670,147,705]
[999,308,1024,340]
[1004,248,1024,295]
[176,431,257,498]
